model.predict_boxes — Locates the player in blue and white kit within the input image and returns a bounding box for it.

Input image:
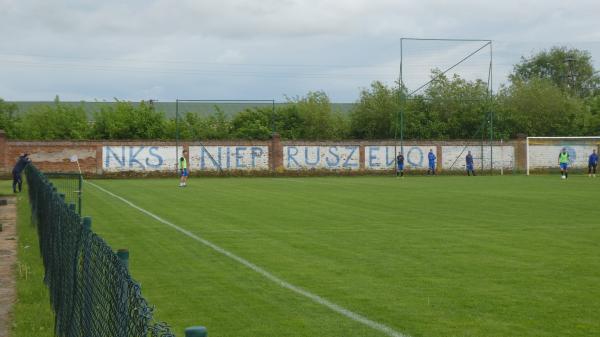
[589,149,598,178]
[427,149,436,175]
[466,151,475,176]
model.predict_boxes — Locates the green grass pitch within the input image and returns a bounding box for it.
[38,176,600,336]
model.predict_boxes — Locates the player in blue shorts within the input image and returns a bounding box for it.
[179,150,189,187]
[589,149,598,178]
[427,149,436,175]
[466,151,475,176]
[558,148,569,179]
[396,152,404,177]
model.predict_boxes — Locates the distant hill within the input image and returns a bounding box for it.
[10,101,356,119]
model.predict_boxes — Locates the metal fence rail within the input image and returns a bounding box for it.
[25,164,175,337]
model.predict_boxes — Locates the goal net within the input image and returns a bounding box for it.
[526,137,600,175]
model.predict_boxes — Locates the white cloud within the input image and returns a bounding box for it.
[0,0,599,101]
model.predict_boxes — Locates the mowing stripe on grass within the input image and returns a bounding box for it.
[86,181,409,337]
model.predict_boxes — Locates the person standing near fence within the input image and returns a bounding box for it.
[179,150,189,187]
[466,151,475,176]
[12,153,30,193]
[396,152,405,177]
[427,149,436,175]
[589,149,598,178]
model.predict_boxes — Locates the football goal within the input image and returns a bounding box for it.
[526,136,600,175]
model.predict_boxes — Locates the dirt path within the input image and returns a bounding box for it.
[0,196,17,337]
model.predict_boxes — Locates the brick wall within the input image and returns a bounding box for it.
[0,131,6,173]
[0,130,532,175]
[6,141,100,174]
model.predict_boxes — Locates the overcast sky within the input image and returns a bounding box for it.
[1,0,599,102]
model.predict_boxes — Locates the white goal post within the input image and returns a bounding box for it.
[526,136,600,175]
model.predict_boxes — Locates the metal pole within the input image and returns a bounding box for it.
[393,38,403,174]
[78,174,82,215]
[400,38,404,155]
[400,108,404,155]
[490,110,493,175]
[271,100,276,135]
[500,138,504,175]
[176,99,180,174]
[526,137,530,175]
[489,42,494,175]
[481,118,485,174]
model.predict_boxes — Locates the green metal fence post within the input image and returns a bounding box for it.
[78,174,82,215]
[185,326,208,337]
[116,248,130,337]
[116,249,129,271]
[81,217,92,335]
[82,216,92,230]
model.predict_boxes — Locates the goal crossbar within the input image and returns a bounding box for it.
[526,136,600,175]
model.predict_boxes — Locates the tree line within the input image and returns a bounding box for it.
[1,46,599,141]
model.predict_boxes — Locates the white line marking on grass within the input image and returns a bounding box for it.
[87,181,410,337]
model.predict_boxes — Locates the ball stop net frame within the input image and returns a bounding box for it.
[175,99,276,173]
[395,38,494,174]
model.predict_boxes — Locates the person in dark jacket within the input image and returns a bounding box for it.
[589,149,598,178]
[12,153,31,193]
[396,152,405,177]
[466,151,475,176]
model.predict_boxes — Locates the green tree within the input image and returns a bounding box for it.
[511,47,600,98]
[231,108,272,140]
[92,100,165,139]
[418,72,490,139]
[581,95,600,135]
[349,81,400,139]
[0,99,18,138]
[15,96,90,140]
[497,78,585,137]
[285,91,344,140]
[274,104,303,140]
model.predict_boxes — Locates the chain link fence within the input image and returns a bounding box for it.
[25,164,176,337]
